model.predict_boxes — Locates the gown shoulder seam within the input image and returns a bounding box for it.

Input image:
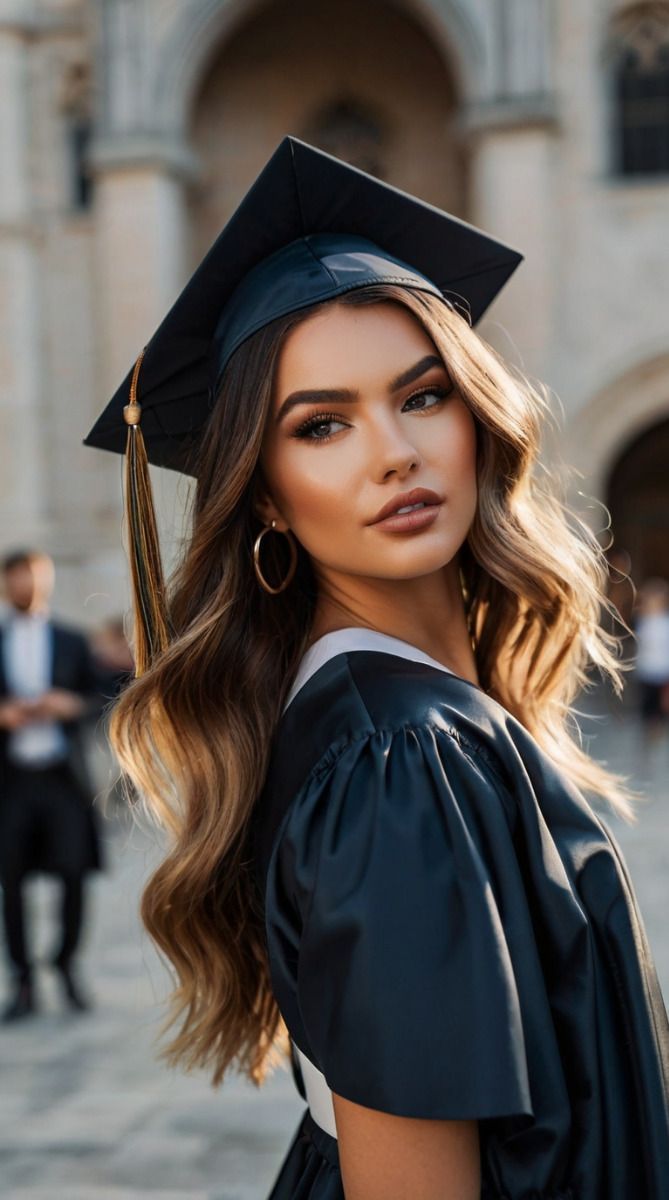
[341,652,508,786]
[307,712,509,800]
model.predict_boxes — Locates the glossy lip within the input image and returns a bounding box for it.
[372,504,442,533]
[368,487,443,526]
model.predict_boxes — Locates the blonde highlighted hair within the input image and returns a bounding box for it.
[110,283,639,1090]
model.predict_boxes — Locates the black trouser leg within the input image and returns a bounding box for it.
[1,873,31,981]
[53,873,85,968]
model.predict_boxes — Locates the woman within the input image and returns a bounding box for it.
[85,138,669,1199]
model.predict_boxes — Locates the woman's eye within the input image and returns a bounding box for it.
[293,413,348,442]
[402,385,452,411]
[291,386,453,439]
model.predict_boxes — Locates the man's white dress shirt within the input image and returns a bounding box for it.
[2,611,68,767]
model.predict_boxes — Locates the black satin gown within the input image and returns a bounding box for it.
[251,649,669,1199]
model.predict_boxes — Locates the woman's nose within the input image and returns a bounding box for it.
[371,421,422,480]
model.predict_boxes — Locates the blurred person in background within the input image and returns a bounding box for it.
[0,549,105,1021]
[632,577,669,743]
[604,546,635,635]
[597,546,636,718]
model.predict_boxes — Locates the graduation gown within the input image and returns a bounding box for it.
[252,631,669,1200]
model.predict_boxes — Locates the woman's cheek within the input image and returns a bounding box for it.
[279,465,339,538]
[442,418,477,498]
[290,450,355,514]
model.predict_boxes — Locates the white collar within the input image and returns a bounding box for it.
[283,626,457,715]
[7,609,49,625]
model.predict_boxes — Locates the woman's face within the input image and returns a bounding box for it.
[257,300,478,586]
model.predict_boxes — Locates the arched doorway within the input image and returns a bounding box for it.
[186,0,466,262]
[606,415,669,583]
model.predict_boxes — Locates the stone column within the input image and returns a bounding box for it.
[91,145,195,396]
[82,0,202,616]
[463,104,559,383]
[0,7,47,548]
[88,136,199,584]
[456,0,559,383]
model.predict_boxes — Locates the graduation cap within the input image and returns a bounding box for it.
[84,134,523,674]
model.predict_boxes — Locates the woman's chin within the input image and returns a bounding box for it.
[350,546,458,581]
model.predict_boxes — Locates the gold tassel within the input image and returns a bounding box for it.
[123,347,170,677]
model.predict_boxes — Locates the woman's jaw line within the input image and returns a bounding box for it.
[307,556,472,673]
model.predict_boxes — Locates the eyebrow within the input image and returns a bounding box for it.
[275,354,447,424]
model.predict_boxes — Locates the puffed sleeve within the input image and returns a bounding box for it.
[265,723,539,1123]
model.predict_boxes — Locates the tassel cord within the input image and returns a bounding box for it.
[123,348,171,677]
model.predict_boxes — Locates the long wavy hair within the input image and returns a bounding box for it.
[110,283,639,1090]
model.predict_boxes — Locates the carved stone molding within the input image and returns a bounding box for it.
[457,93,561,138]
[88,133,201,183]
[0,3,83,38]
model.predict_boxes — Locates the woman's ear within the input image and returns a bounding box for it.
[251,479,280,527]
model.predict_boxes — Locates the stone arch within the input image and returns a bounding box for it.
[606,412,669,580]
[185,0,472,260]
[562,346,669,518]
[153,0,488,138]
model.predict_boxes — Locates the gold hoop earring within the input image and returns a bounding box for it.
[253,520,298,594]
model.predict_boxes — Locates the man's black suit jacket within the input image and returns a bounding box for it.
[0,619,105,803]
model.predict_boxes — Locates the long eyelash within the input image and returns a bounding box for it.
[402,384,455,408]
[293,410,345,439]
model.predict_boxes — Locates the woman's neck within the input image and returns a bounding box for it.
[311,561,479,686]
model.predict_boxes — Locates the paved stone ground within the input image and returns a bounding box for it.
[0,797,304,1198]
[0,678,668,1199]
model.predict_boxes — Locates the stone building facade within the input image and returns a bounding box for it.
[1,0,668,623]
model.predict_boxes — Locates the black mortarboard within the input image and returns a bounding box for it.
[84,135,523,676]
[84,134,523,474]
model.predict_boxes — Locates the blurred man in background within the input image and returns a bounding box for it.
[0,550,105,1021]
[633,577,669,744]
